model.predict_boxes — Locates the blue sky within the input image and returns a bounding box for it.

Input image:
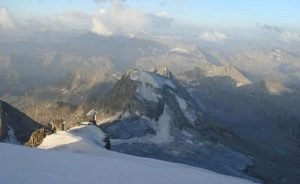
[0,0,299,28]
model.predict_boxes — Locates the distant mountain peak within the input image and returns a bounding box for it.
[94,69,179,122]
[180,64,252,87]
[202,64,252,87]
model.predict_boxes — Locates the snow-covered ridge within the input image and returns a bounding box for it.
[0,142,257,184]
[171,47,191,53]
[129,70,175,102]
[38,125,107,155]
[130,70,175,89]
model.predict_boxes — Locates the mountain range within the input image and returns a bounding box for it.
[1,33,300,184]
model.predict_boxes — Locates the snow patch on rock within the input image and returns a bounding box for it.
[136,82,162,102]
[151,105,172,144]
[4,125,19,144]
[182,130,194,138]
[175,95,188,110]
[130,70,175,102]
[175,95,197,125]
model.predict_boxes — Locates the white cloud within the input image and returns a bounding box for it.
[98,8,107,15]
[90,1,173,36]
[199,31,227,42]
[0,1,174,37]
[0,8,15,29]
[91,18,113,36]
[91,5,148,36]
[279,31,300,42]
[256,23,300,42]
[156,11,170,18]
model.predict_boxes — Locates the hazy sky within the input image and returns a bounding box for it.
[0,0,299,43]
[1,0,299,27]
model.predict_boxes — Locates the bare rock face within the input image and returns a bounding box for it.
[25,128,48,147]
[0,100,43,144]
[50,119,65,133]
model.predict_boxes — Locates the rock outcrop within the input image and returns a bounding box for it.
[25,128,48,147]
[50,119,65,133]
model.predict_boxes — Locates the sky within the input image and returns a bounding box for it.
[0,0,300,42]
[1,0,299,27]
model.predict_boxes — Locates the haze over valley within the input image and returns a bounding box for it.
[0,1,300,184]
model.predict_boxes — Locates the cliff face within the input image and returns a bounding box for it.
[0,100,43,144]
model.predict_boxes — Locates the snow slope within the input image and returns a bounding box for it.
[0,142,257,184]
